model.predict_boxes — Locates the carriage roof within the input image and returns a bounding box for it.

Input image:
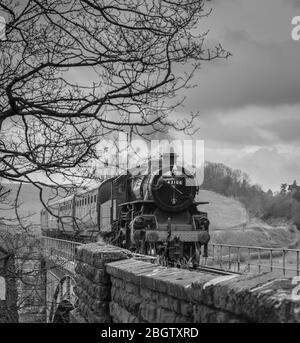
[45,178,115,208]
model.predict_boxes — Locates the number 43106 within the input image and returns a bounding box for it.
[292,17,300,41]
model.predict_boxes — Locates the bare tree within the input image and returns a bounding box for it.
[0,2,230,322]
[0,0,229,195]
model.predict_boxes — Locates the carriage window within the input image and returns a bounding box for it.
[85,198,87,205]
[94,195,97,203]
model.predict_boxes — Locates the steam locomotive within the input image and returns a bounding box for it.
[41,152,210,267]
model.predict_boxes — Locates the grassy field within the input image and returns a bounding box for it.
[197,190,249,231]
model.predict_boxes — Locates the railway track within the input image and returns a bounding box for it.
[131,251,241,275]
[196,265,241,276]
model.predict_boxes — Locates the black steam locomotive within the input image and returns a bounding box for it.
[41,152,210,267]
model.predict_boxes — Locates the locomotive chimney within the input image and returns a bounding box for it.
[162,147,178,172]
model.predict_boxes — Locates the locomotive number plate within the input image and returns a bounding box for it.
[164,177,185,186]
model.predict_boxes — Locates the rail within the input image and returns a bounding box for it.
[42,236,82,262]
[200,243,300,276]
[41,236,156,264]
[41,236,300,276]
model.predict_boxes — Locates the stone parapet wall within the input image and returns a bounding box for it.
[71,242,300,323]
[107,260,242,323]
[71,242,132,323]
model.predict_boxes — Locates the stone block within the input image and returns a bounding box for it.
[179,301,193,318]
[174,314,193,323]
[70,309,87,323]
[122,293,142,316]
[87,283,111,301]
[157,307,177,323]
[76,243,132,268]
[156,292,180,313]
[91,300,110,317]
[140,287,153,301]
[86,306,111,323]
[110,301,138,323]
[139,302,157,323]
[93,269,111,285]
[125,281,139,295]
[111,277,125,290]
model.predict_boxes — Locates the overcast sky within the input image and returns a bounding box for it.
[3,0,299,191]
[172,0,300,191]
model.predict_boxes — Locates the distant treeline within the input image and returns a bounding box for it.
[201,162,300,229]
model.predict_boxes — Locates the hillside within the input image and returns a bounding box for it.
[197,190,249,231]
[1,184,53,225]
[197,190,297,248]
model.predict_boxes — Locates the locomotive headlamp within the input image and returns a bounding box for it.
[193,216,210,231]
[133,229,146,243]
[198,231,210,245]
[146,232,159,242]
[133,216,145,230]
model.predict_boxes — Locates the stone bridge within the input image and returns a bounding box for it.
[42,237,300,323]
[0,234,46,323]
[43,238,79,322]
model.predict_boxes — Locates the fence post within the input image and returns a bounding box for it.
[270,250,273,273]
[297,251,299,277]
[283,249,286,276]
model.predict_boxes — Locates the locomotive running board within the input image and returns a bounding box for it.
[146,230,203,242]
[118,200,155,206]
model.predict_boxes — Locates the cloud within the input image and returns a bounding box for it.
[176,0,300,115]
[193,104,300,147]
[205,147,300,191]
[231,148,300,190]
